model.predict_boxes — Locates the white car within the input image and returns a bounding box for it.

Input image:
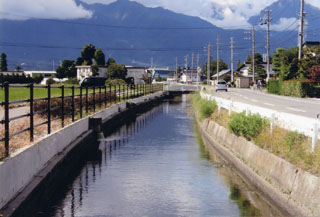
[215,80,228,92]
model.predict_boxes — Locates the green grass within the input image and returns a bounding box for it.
[0,85,142,102]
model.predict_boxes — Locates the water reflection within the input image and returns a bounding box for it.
[23,95,280,217]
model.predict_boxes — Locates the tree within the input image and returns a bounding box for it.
[248,53,266,79]
[56,60,76,79]
[308,65,320,84]
[298,47,320,79]
[106,57,116,67]
[272,47,299,81]
[76,57,84,66]
[203,59,228,78]
[94,48,105,66]
[16,65,22,72]
[1,53,8,72]
[81,44,96,65]
[237,60,243,69]
[107,63,127,80]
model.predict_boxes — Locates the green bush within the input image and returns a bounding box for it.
[281,80,313,98]
[267,80,281,95]
[46,77,56,85]
[105,78,127,86]
[64,77,79,85]
[229,112,268,141]
[192,94,217,120]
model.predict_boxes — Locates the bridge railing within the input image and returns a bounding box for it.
[0,83,163,158]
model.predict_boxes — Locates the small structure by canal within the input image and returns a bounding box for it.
[22,95,281,217]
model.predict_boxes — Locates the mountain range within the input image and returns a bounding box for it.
[0,0,319,70]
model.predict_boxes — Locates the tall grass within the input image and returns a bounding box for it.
[192,93,217,120]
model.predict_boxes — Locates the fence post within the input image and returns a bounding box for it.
[270,114,275,135]
[71,86,75,122]
[114,85,117,103]
[109,85,112,105]
[118,84,121,102]
[127,85,129,100]
[99,86,102,109]
[86,86,89,115]
[80,86,83,119]
[312,123,319,152]
[61,85,64,128]
[47,84,51,134]
[30,83,34,142]
[4,82,9,157]
[93,86,96,112]
[104,86,107,108]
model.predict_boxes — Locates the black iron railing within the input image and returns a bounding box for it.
[0,83,163,158]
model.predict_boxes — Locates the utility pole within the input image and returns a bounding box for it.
[185,55,189,83]
[175,57,178,82]
[151,57,154,68]
[261,10,272,80]
[252,26,256,84]
[217,36,220,83]
[191,53,194,84]
[298,0,305,60]
[207,43,211,85]
[230,37,234,83]
[197,53,200,85]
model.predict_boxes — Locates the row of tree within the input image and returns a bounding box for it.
[56,44,127,81]
[272,46,320,83]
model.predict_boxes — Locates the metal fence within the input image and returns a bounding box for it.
[0,82,163,157]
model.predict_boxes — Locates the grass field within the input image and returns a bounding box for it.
[0,85,138,102]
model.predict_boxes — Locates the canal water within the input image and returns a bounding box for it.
[25,95,281,217]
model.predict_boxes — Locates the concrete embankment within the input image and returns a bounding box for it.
[197,117,320,216]
[0,91,167,216]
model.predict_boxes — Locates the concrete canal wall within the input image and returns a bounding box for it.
[197,117,320,216]
[0,91,166,215]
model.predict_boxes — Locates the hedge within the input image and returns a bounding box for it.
[267,80,281,95]
[267,80,317,98]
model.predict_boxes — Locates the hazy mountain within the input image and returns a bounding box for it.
[0,0,303,70]
[249,0,320,41]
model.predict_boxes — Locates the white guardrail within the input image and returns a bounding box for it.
[200,91,320,152]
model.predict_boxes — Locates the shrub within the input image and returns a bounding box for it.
[105,78,127,86]
[192,94,217,120]
[281,80,314,98]
[267,80,281,95]
[64,77,79,85]
[229,112,268,141]
[46,77,56,85]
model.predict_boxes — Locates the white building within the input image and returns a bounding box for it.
[24,71,56,78]
[76,66,108,80]
[179,69,199,83]
[126,66,148,84]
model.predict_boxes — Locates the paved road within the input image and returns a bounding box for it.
[212,88,320,119]
[0,106,29,120]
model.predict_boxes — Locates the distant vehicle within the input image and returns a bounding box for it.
[79,77,107,87]
[215,80,228,92]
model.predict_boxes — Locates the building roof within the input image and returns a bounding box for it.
[303,41,320,47]
[24,71,56,74]
[212,69,231,78]
[125,66,146,69]
[76,65,107,68]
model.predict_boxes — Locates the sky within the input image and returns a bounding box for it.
[1,0,320,29]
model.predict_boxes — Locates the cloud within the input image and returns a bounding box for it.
[270,17,298,32]
[0,0,92,20]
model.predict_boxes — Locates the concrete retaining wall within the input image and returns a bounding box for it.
[199,118,320,216]
[0,91,165,212]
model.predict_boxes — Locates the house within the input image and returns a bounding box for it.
[24,71,56,78]
[303,41,320,49]
[0,71,24,76]
[76,66,108,80]
[212,69,231,80]
[237,63,274,78]
[179,69,200,83]
[126,66,149,85]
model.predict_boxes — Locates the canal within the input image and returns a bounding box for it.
[22,94,281,217]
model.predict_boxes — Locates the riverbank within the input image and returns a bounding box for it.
[193,93,320,216]
[0,91,167,217]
